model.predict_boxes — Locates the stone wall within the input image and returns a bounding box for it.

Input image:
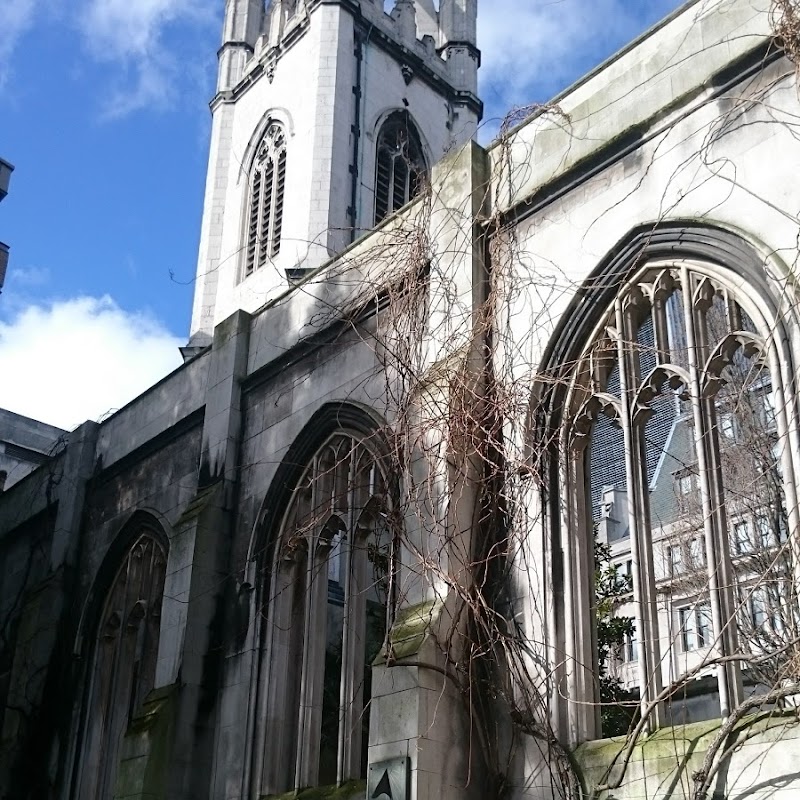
[576,714,800,800]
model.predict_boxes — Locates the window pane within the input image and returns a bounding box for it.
[361,518,390,775]
[689,537,705,570]
[668,544,683,577]
[734,520,753,555]
[320,572,345,786]
[697,603,712,648]
[679,607,696,651]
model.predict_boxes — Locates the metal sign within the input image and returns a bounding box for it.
[367,756,410,800]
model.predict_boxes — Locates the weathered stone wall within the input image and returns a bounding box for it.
[5,2,800,800]
[576,715,800,799]
[0,408,65,490]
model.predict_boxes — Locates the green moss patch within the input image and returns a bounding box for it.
[375,599,440,662]
[264,779,366,800]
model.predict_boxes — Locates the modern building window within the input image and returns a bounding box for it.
[374,111,426,224]
[749,588,770,630]
[755,514,773,549]
[679,602,713,651]
[623,629,638,662]
[734,519,754,555]
[259,433,391,793]
[556,250,800,743]
[77,532,167,800]
[737,582,788,662]
[677,472,694,496]
[718,411,736,439]
[244,121,287,277]
[667,543,684,577]
[678,607,697,651]
[688,536,705,570]
[622,559,634,595]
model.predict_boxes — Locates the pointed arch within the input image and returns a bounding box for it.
[530,221,800,745]
[238,108,295,186]
[72,512,168,800]
[246,402,397,795]
[532,221,796,437]
[247,402,393,564]
[242,117,289,278]
[373,110,427,224]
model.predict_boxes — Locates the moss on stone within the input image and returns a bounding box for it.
[113,684,177,799]
[263,779,366,800]
[573,711,800,798]
[374,599,440,663]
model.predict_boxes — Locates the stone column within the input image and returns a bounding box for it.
[368,141,491,800]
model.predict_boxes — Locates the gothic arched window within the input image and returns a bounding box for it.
[553,251,800,744]
[374,111,426,225]
[244,122,287,277]
[77,532,167,799]
[258,433,391,793]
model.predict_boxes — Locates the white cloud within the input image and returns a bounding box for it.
[9,265,51,288]
[3,0,683,120]
[0,0,41,90]
[81,0,209,58]
[79,0,217,118]
[0,0,217,115]
[0,296,182,430]
[478,0,681,126]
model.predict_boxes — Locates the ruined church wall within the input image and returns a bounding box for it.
[488,4,800,797]
[575,716,800,800]
[211,311,391,799]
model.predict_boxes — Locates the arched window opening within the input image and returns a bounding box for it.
[260,433,391,793]
[562,263,800,742]
[245,122,287,278]
[374,112,426,225]
[78,532,167,799]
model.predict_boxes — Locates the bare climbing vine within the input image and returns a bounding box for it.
[6,5,800,800]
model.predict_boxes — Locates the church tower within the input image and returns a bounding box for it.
[188,0,481,347]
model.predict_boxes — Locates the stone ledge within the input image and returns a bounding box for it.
[263,778,365,800]
[574,711,800,799]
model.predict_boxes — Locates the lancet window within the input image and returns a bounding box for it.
[374,111,426,225]
[258,433,391,793]
[244,122,287,277]
[562,261,800,742]
[77,532,167,799]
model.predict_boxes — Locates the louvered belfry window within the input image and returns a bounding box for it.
[374,112,425,225]
[245,122,287,277]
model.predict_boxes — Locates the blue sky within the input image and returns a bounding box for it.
[0,0,684,430]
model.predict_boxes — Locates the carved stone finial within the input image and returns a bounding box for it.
[391,0,417,42]
[266,48,278,83]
